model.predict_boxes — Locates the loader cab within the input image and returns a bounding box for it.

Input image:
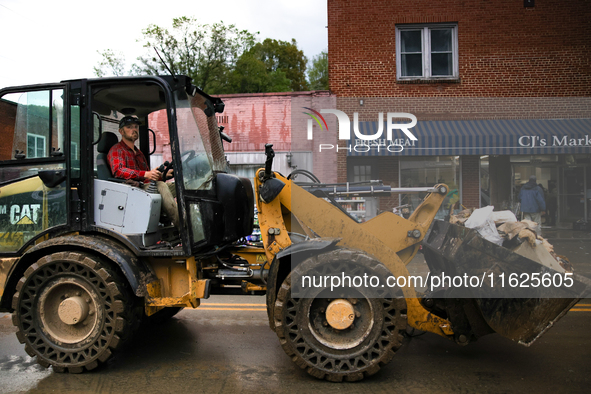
[84,76,254,256]
[0,76,254,258]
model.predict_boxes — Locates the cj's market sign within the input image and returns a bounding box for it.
[519,135,591,148]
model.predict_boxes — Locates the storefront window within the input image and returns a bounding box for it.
[560,166,584,222]
[512,155,558,224]
[480,156,490,207]
[587,162,591,222]
[511,154,590,225]
[400,156,460,220]
[347,157,378,183]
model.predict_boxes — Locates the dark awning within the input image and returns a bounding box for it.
[348,119,591,156]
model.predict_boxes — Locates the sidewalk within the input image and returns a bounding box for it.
[541,226,591,241]
[541,227,591,279]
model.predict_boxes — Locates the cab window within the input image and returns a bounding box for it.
[0,88,68,253]
[0,90,65,162]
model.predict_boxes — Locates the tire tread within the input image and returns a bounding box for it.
[11,251,137,373]
[273,248,407,382]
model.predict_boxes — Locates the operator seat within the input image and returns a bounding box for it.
[96,132,119,180]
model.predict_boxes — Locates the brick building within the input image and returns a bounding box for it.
[328,0,591,224]
[0,99,17,163]
[215,91,337,184]
[149,91,337,184]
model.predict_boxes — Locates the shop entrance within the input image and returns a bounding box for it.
[560,165,589,223]
[511,155,590,226]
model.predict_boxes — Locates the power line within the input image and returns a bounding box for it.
[0,2,35,23]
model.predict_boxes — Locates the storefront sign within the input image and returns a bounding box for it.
[348,119,591,156]
[519,135,591,148]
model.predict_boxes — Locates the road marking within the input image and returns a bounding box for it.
[197,303,591,312]
[196,304,591,312]
[197,307,591,313]
[198,307,266,311]
[200,303,265,307]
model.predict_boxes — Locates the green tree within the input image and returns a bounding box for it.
[94,18,309,94]
[241,38,308,91]
[94,49,126,77]
[229,54,291,93]
[133,17,257,93]
[308,50,329,90]
[95,18,256,93]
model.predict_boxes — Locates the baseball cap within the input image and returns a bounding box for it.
[119,116,141,128]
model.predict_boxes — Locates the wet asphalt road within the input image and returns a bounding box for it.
[0,229,590,393]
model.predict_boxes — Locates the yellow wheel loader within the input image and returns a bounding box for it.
[0,75,589,380]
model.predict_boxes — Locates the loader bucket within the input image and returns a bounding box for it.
[421,220,591,346]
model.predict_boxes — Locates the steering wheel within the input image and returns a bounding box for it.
[180,150,196,166]
[160,160,174,181]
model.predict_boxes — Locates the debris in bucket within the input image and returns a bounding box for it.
[497,220,538,245]
[464,206,503,246]
[449,206,573,273]
[449,207,474,225]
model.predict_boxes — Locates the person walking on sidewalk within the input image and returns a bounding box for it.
[519,175,546,235]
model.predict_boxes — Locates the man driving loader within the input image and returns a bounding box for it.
[108,115,180,228]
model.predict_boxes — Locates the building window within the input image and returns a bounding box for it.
[353,165,372,183]
[396,24,459,81]
[480,156,490,208]
[347,157,378,183]
[27,133,46,158]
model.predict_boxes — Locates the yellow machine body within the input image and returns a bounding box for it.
[253,169,455,339]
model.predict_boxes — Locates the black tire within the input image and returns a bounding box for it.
[274,249,407,382]
[11,252,134,373]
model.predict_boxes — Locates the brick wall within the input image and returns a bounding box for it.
[336,97,591,121]
[329,0,591,213]
[149,91,339,183]
[0,100,17,161]
[328,0,591,97]
[337,139,347,182]
[214,93,293,152]
[148,110,172,163]
[216,91,337,182]
[291,94,338,183]
[377,156,400,211]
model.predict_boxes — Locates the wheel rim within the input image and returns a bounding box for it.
[275,251,408,380]
[39,278,99,344]
[307,293,374,350]
[285,294,404,372]
[16,258,119,367]
[325,299,357,330]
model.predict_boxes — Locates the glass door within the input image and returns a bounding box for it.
[587,166,591,221]
[511,157,558,224]
[560,166,586,223]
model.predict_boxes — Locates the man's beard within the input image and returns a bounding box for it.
[124,132,138,142]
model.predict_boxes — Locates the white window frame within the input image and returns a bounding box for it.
[27,133,47,158]
[396,23,459,81]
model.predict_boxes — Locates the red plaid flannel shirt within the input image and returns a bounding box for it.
[107,141,149,182]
